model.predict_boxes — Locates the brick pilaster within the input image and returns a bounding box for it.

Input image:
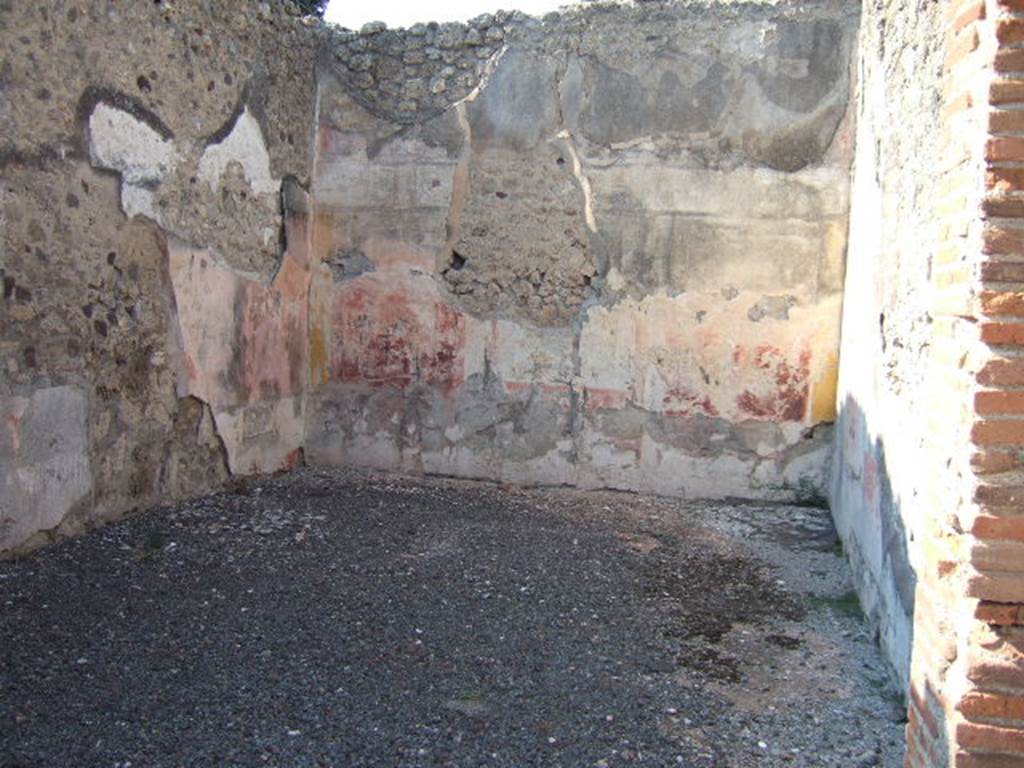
[907,1,1024,765]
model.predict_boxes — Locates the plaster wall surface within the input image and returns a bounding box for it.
[307,0,859,499]
[831,0,945,688]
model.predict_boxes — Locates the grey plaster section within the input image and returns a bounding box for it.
[573,4,855,172]
[305,376,572,475]
[0,386,92,552]
[577,57,729,147]
[327,247,376,281]
[466,48,561,152]
[748,295,798,322]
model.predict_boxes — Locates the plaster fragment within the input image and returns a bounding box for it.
[748,295,798,322]
[198,108,278,196]
[87,102,178,219]
[88,102,178,185]
[0,386,92,551]
[327,248,376,281]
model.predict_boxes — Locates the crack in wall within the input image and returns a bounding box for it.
[441,100,474,272]
[556,129,597,234]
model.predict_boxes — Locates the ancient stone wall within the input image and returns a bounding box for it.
[307,0,859,498]
[0,0,323,553]
[0,0,860,546]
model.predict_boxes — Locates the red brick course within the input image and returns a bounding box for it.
[915,3,1024,763]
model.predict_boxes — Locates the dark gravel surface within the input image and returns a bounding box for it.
[0,468,906,767]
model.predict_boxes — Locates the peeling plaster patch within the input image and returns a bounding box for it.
[169,236,310,407]
[198,108,278,196]
[330,273,468,392]
[579,291,838,429]
[0,386,92,551]
[88,103,177,184]
[212,395,306,475]
[748,295,798,322]
[327,247,376,281]
[119,184,160,221]
[87,102,178,218]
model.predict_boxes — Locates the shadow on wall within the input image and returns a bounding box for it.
[831,393,917,691]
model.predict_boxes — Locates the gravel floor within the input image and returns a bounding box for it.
[0,467,907,767]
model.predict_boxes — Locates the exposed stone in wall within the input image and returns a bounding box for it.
[325,12,519,124]
[0,0,321,553]
[445,49,598,326]
[308,0,857,499]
